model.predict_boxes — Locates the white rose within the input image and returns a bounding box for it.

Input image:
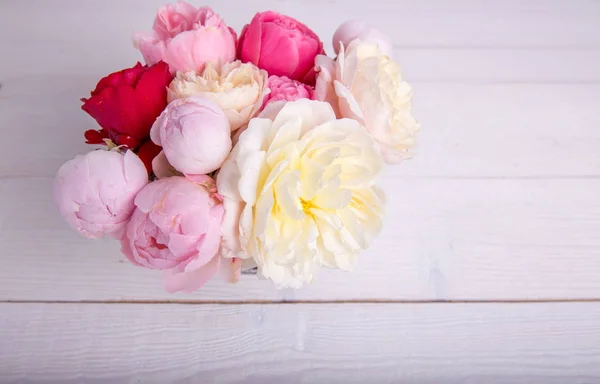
[168,61,270,131]
[217,99,385,288]
[315,40,419,164]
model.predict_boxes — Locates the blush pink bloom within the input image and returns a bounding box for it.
[314,41,419,164]
[150,97,232,175]
[261,75,313,110]
[332,20,393,56]
[151,151,182,179]
[120,176,224,293]
[54,150,148,239]
[134,2,237,74]
[238,11,323,84]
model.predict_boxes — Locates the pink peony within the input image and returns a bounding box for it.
[134,2,237,74]
[238,11,323,84]
[151,151,182,179]
[261,75,313,110]
[150,97,232,176]
[120,176,224,293]
[332,20,393,56]
[53,150,148,239]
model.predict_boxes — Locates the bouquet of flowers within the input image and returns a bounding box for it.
[53,1,419,292]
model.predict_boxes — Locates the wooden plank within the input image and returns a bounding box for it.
[2,302,600,383]
[2,83,600,179]
[2,177,599,302]
[2,0,600,50]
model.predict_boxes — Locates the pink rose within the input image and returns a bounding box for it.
[150,97,232,175]
[54,150,148,239]
[134,2,236,74]
[332,20,393,56]
[120,176,224,293]
[238,11,323,84]
[261,75,313,110]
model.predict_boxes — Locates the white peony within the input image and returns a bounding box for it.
[168,61,269,131]
[216,99,385,288]
[315,40,419,164]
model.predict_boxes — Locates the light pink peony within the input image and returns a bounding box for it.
[332,20,393,56]
[152,0,197,40]
[151,151,182,179]
[120,176,224,293]
[150,97,232,175]
[261,75,313,110]
[53,150,148,239]
[134,2,237,74]
[238,11,323,84]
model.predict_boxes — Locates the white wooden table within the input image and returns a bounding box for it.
[2,0,600,382]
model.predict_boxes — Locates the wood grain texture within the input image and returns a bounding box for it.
[2,0,600,382]
[2,302,600,383]
[3,176,599,301]
[1,0,599,302]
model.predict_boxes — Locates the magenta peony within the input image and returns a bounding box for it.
[237,11,323,84]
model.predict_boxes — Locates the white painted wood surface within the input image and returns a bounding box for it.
[1,0,600,382]
[3,303,600,383]
[4,177,600,302]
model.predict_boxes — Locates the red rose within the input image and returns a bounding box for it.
[82,61,173,149]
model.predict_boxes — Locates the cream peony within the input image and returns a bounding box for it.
[315,40,419,164]
[167,61,269,131]
[216,99,385,288]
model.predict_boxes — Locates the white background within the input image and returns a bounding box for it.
[1,0,600,382]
